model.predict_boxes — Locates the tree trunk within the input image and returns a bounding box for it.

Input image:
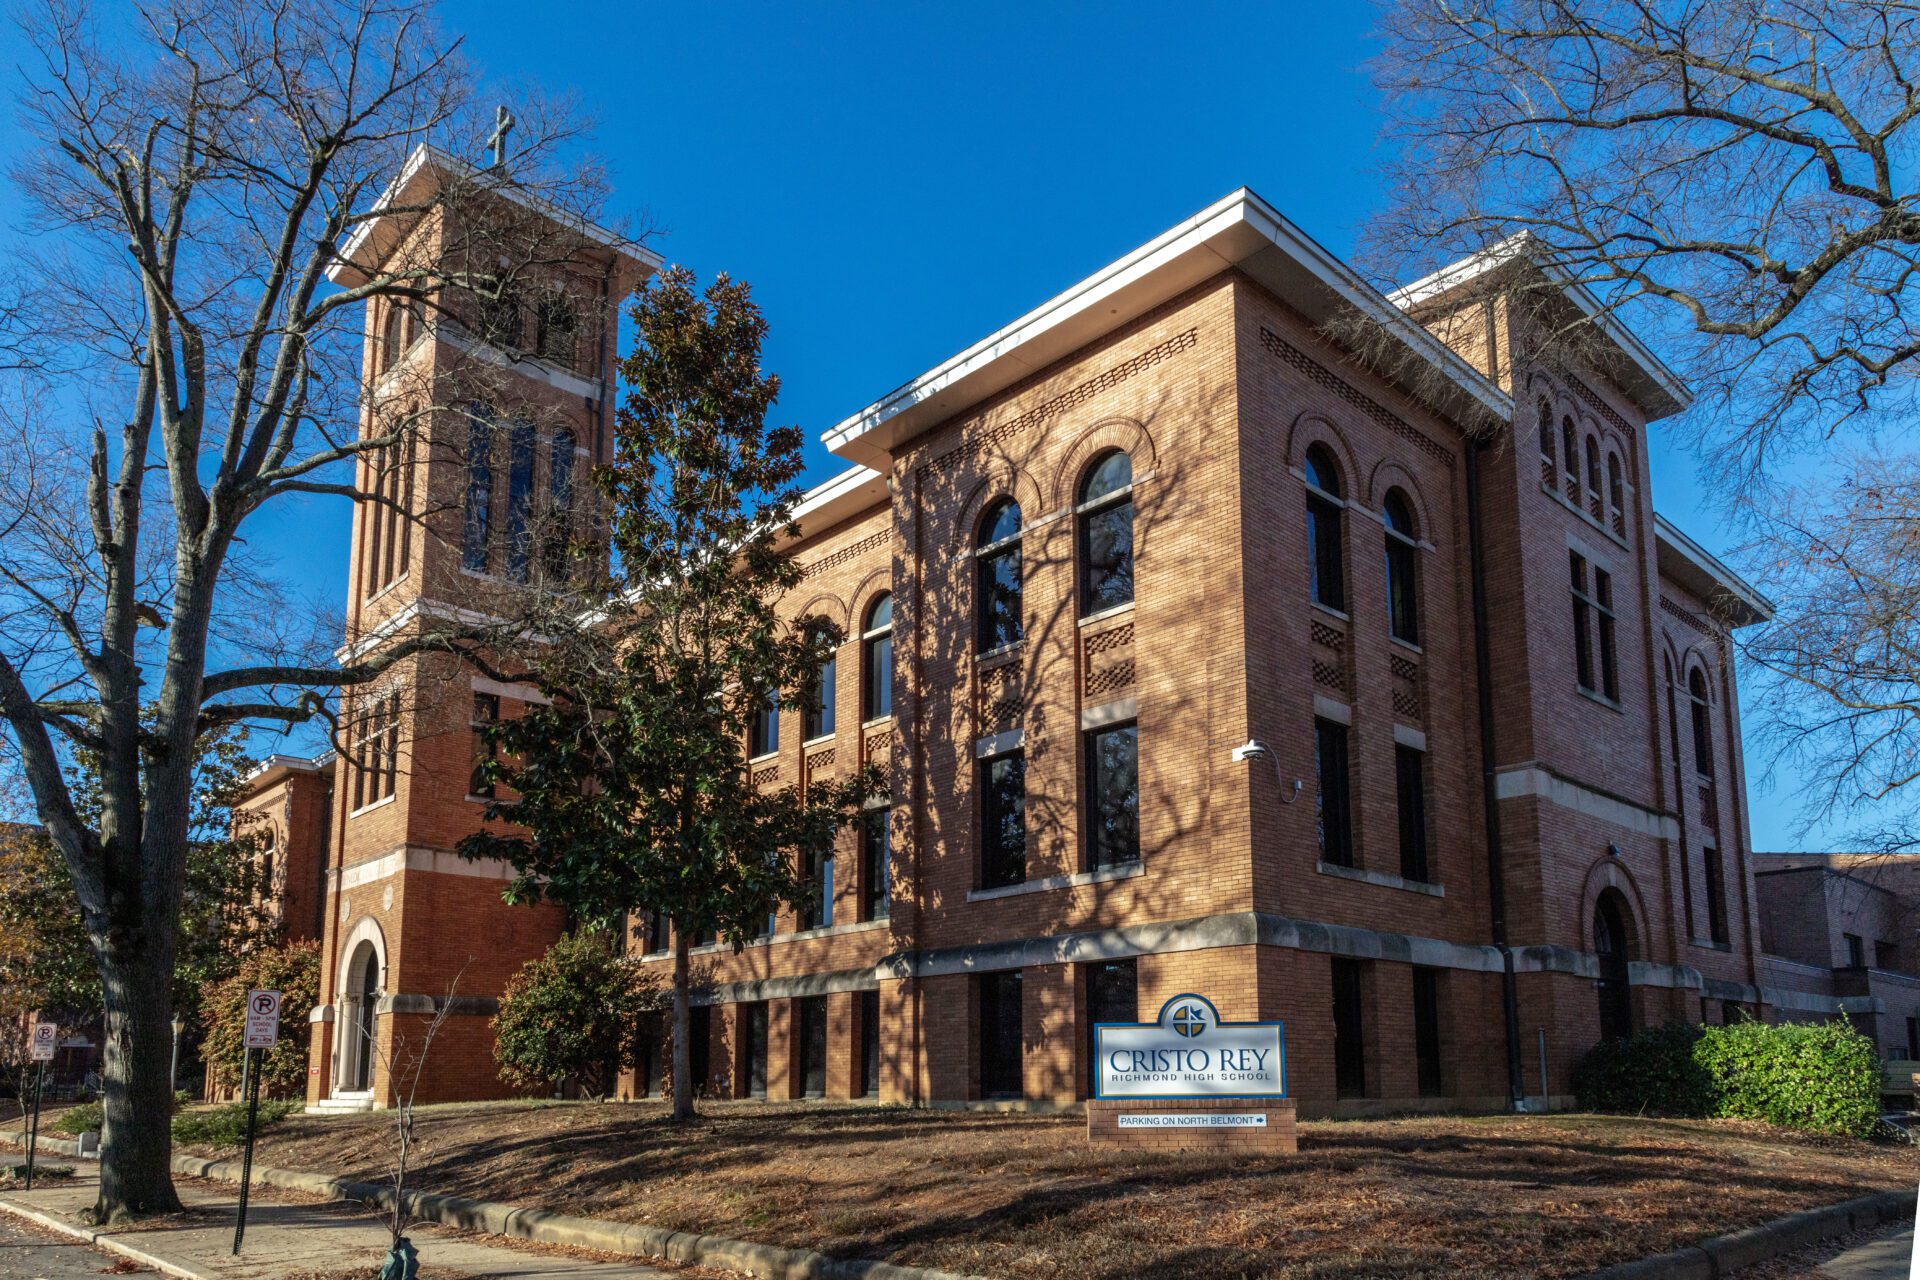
[670,933,695,1122]
[93,947,183,1223]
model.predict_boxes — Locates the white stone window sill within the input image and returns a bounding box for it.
[1578,687,1625,714]
[747,751,780,766]
[1316,860,1444,898]
[348,794,397,820]
[802,733,836,749]
[1390,636,1424,656]
[862,715,895,731]
[1077,602,1135,629]
[1540,483,1630,549]
[967,861,1143,902]
[1310,602,1350,624]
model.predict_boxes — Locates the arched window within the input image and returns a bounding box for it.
[503,418,536,582]
[1078,451,1134,615]
[546,429,576,577]
[1383,489,1419,644]
[381,301,409,372]
[1689,668,1714,778]
[1607,453,1626,536]
[1594,891,1634,1041]
[862,593,894,720]
[1585,435,1603,519]
[1538,398,1556,488]
[536,293,577,367]
[976,498,1023,652]
[1561,417,1581,506]
[1304,444,1345,611]
[461,404,494,572]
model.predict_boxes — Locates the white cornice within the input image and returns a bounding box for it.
[1653,513,1774,627]
[821,187,1513,469]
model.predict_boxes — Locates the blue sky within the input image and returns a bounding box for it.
[0,2,1828,849]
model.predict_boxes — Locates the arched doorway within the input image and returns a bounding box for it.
[1593,891,1634,1041]
[337,935,382,1093]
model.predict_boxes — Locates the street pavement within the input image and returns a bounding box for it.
[1817,1227,1915,1279]
[0,1170,671,1279]
[0,1212,153,1278]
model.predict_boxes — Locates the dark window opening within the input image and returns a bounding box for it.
[805,847,834,931]
[981,750,1027,889]
[1084,959,1137,1098]
[469,692,501,798]
[1086,722,1139,871]
[688,1005,711,1099]
[1332,958,1367,1099]
[805,654,836,741]
[1305,445,1346,611]
[1316,718,1354,868]
[1413,967,1443,1098]
[1078,451,1134,616]
[462,405,494,572]
[1570,551,1595,691]
[863,594,894,720]
[798,996,828,1098]
[1594,568,1619,700]
[1395,744,1429,883]
[744,1003,769,1098]
[1384,489,1419,644]
[750,693,779,759]
[1705,846,1729,945]
[860,990,881,1098]
[977,499,1023,651]
[1846,932,1866,968]
[862,808,891,921]
[1594,893,1633,1040]
[978,971,1024,1099]
[1689,669,1715,778]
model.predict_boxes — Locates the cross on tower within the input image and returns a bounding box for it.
[484,104,515,169]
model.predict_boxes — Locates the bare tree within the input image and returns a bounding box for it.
[0,0,632,1223]
[1368,0,1920,476]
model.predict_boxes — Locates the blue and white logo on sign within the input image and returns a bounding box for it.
[1094,994,1286,1100]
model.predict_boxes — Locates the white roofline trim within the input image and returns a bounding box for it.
[1654,512,1775,623]
[1390,233,1693,416]
[822,187,1511,463]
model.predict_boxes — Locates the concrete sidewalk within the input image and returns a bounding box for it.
[1818,1227,1916,1279]
[0,1170,670,1278]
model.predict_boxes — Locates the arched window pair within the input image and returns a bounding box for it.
[1303,444,1420,644]
[380,297,423,372]
[862,593,893,721]
[970,449,1135,654]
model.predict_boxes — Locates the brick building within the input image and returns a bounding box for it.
[232,754,336,946]
[258,157,1837,1117]
[1754,853,1920,1058]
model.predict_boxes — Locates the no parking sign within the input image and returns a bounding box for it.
[243,990,281,1049]
[28,1022,56,1062]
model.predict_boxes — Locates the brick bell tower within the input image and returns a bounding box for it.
[306,144,658,1109]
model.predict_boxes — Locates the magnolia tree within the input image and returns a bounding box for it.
[0,0,626,1222]
[492,931,661,1099]
[461,267,881,1122]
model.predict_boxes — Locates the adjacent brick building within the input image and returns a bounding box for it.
[253,155,1838,1118]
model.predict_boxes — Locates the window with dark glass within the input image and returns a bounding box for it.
[862,594,893,720]
[689,1004,711,1098]
[477,275,521,349]
[643,908,667,956]
[1078,451,1134,615]
[976,498,1023,652]
[1084,958,1137,1097]
[462,405,494,572]
[1689,669,1714,777]
[1413,967,1443,1097]
[1846,932,1865,968]
[1561,417,1581,503]
[1315,718,1353,868]
[1585,435,1603,518]
[1383,489,1420,644]
[1705,844,1730,945]
[535,293,576,367]
[1395,744,1429,882]
[546,429,575,578]
[981,750,1027,888]
[1331,957,1367,1099]
[750,692,779,759]
[862,808,891,921]
[805,655,836,741]
[978,970,1024,1099]
[805,844,834,931]
[1538,399,1557,488]
[381,301,409,371]
[1879,938,1899,973]
[744,1003,769,1097]
[469,692,500,798]
[1305,445,1346,611]
[1085,722,1139,870]
[1607,452,1626,535]
[859,989,881,1097]
[350,689,402,811]
[1595,567,1619,700]
[799,995,828,1098]
[504,418,536,582]
[1570,552,1595,691]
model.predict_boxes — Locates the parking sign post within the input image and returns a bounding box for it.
[24,1022,56,1190]
[232,990,280,1255]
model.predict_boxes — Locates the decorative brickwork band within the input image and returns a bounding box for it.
[798,529,889,580]
[1568,372,1639,448]
[1258,327,1453,468]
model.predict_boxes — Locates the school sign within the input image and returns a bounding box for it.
[1088,994,1295,1153]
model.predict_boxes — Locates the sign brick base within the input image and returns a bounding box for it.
[1087,1097,1298,1154]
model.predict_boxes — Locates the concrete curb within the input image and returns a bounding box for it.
[0,1195,203,1280]
[1578,1188,1916,1280]
[1,1128,983,1280]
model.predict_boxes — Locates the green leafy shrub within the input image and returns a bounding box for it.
[51,1101,102,1136]
[1694,1019,1881,1137]
[1573,1018,1882,1136]
[201,940,320,1100]
[493,930,663,1097]
[171,1099,300,1147]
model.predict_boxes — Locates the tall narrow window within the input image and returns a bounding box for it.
[1304,445,1346,611]
[1078,451,1134,615]
[1538,399,1557,488]
[805,844,834,930]
[1705,846,1730,944]
[477,275,521,350]
[351,690,401,811]
[504,418,536,582]
[1595,568,1619,700]
[1395,744,1429,882]
[1689,669,1714,778]
[1561,417,1581,504]
[744,1003,769,1097]
[805,655,836,741]
[799,995,828,1098]
[1383,489,1420,644]
[546,429,575,578]
[1331,957,1367,1099]
[862,808,891,921]
[1315,718,1353,868]
[976,498,1023,651]
[381,301,409,372]
[1585,435,1603,519]
[859,990,881,1097]
[1569,552,1595,691]
[981,749,1027,888]
[535,293,576,367]
[862,594,893,720]
[1607,452,1626,536]
[750,692,779,759]
[1412,967,1443,1097]
[1085,722,1139,870]
[1084,958,1137,1097]
[978,971,1024,1099]
[469,692,501,798]
[462,405,494,572]
[643,908,667,956]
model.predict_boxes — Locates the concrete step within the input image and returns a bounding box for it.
[306,1094,376,1115]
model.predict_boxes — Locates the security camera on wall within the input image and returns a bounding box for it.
[1231,740,1272,763]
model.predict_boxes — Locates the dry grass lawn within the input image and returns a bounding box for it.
[182,1101,1920,1279]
